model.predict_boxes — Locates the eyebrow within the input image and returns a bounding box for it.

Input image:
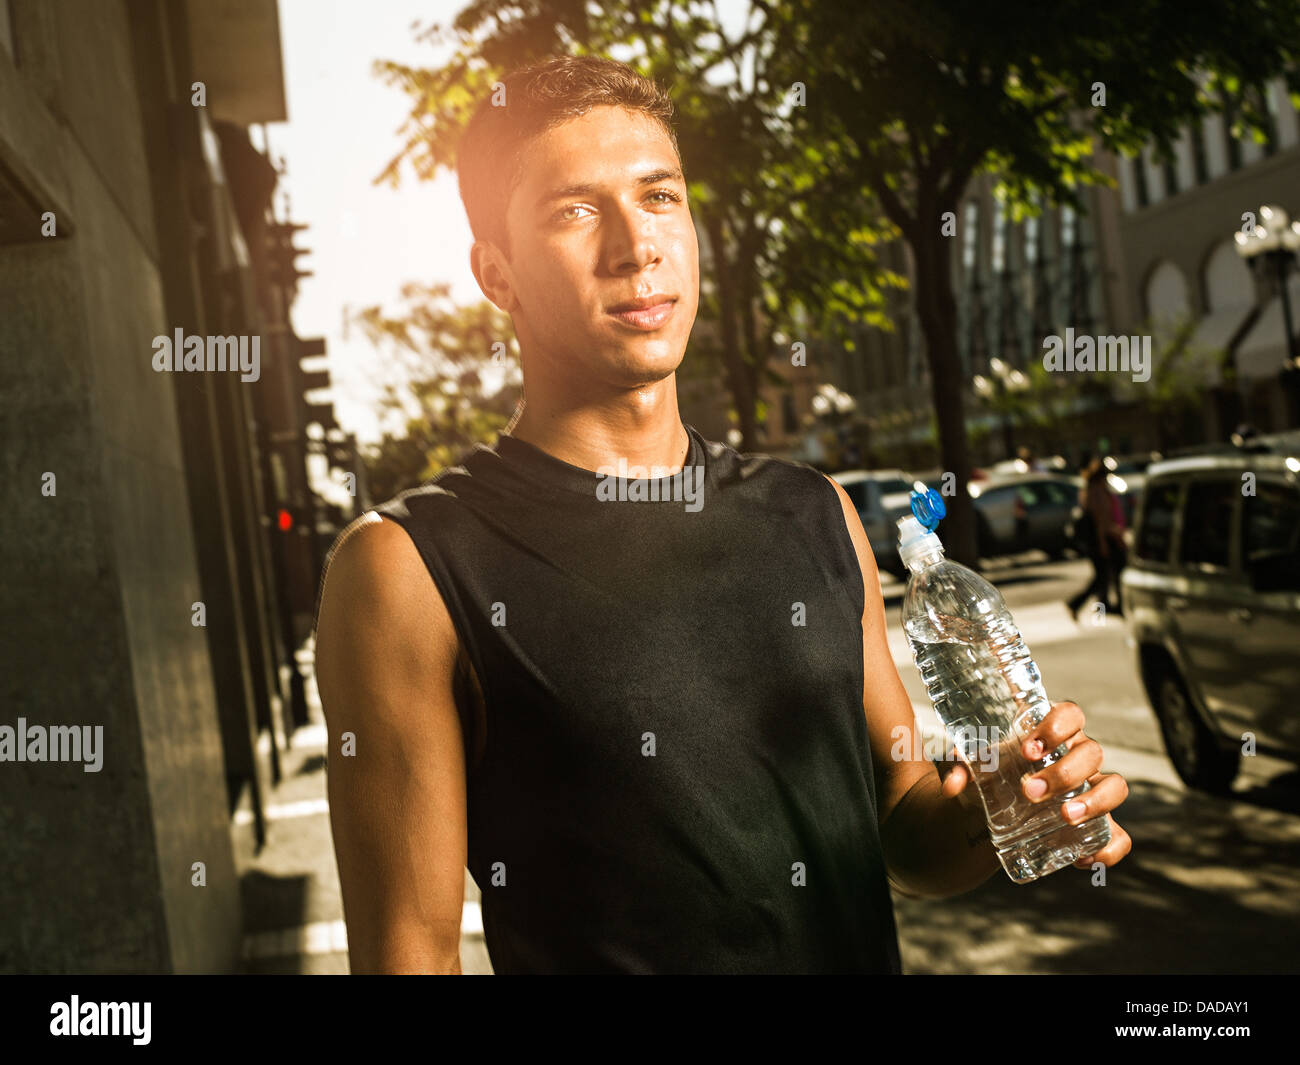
[536,167,685,208]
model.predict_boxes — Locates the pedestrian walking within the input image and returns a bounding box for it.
[1066,457,1125,620]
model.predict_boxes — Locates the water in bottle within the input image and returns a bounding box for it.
[897,487,1112,883]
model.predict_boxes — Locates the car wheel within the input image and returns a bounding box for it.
[1152,664,1239,794]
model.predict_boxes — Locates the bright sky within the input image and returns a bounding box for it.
[271,0,478,444]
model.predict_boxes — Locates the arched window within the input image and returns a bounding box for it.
[1145,260,1191,323]
[1203,239,1254,312]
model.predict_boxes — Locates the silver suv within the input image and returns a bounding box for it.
[1121,449,1300,792]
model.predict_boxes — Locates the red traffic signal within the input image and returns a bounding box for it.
[277,508,294,532]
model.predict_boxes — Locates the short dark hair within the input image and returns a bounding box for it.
[456,55,680,258]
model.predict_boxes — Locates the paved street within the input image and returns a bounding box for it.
[883,556,1300,974]
[235,556,1300,974]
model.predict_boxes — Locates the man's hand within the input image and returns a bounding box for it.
[937,700,1133,871]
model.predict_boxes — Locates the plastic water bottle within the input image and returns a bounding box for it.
[897,487,1112,883]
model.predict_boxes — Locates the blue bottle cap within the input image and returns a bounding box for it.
[910,483,946,531]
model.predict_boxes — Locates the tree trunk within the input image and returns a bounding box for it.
[911,214,979,566]
[703,209,759,450]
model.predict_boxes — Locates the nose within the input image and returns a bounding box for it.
[605,201,661,275]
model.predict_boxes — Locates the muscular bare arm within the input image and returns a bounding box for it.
[313,512,468,973]
[823,475,1002,899]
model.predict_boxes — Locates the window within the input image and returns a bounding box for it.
[1040,481,1076,506]
[1060,204,1077,248]
[1242,481,1300,566]
[1189,121,1209,185]
[1179,480,1236,570]
[875,478,911,497]
[1162,157,1179,198]
[962,200,980,274]
[1136,480,1180,563]
[991,200,1006,274]
[979,486,1017,509]
[1225,100,1243,170]
[1132,157,1150,208]
[1015,483,1045,508]
[1256,86,1278,156]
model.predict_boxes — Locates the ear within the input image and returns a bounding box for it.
[470,240,517,314]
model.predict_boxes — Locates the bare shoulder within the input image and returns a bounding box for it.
[314,509,468,973]
[314,510,461,731]
[317,512,456,654]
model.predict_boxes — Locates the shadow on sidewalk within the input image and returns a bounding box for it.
[894,775,1300,973]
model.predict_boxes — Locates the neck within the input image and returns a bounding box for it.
[509,374,690,475]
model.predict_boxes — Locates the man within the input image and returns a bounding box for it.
[314,55,1131,975]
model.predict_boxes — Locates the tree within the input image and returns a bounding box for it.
[1113,313,1226,451]
[778,0,1300,562]
[345,282,521,501]
[372,1,901,452]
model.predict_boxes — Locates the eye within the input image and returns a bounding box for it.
[557,203,594,222]
[646,189,683,205]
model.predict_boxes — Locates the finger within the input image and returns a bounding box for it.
[1058,771,1129,824]
[940,757,969,798]
[1023,737,1104,801]
[1072,816,1132,867]
[1021,701,1084,760]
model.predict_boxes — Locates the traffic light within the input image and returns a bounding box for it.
[265,222,312,293]
[305,402,338,431]
[296,336,336,430]
[326,440,353,468]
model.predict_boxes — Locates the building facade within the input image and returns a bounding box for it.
[0,0,335,972]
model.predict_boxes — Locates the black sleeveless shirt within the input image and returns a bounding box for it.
[370,423,902,974]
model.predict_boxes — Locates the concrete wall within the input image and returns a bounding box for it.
[0,0,239,972]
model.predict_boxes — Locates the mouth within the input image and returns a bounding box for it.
[606,296,678,331]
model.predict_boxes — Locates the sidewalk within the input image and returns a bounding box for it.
[231,641,493,974]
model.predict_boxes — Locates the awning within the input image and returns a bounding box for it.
[186,0,287,125]
[1234,274,1300,380]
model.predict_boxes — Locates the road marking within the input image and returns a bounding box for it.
[292,722,329,748]
[234,797,330,826]
[243,919,348,960]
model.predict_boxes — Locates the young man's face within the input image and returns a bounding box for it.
[489,105,699,392]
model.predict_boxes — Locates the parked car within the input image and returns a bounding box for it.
[915,472,1082,562]
[968,473,1083,559]
[831,469,915,577]
[986,455,1070,476]
[1121,451,1300,792]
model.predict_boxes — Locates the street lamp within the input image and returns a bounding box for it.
[1234,203,1300,370]
[809,383,859,464]
[972,358,1031,458]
